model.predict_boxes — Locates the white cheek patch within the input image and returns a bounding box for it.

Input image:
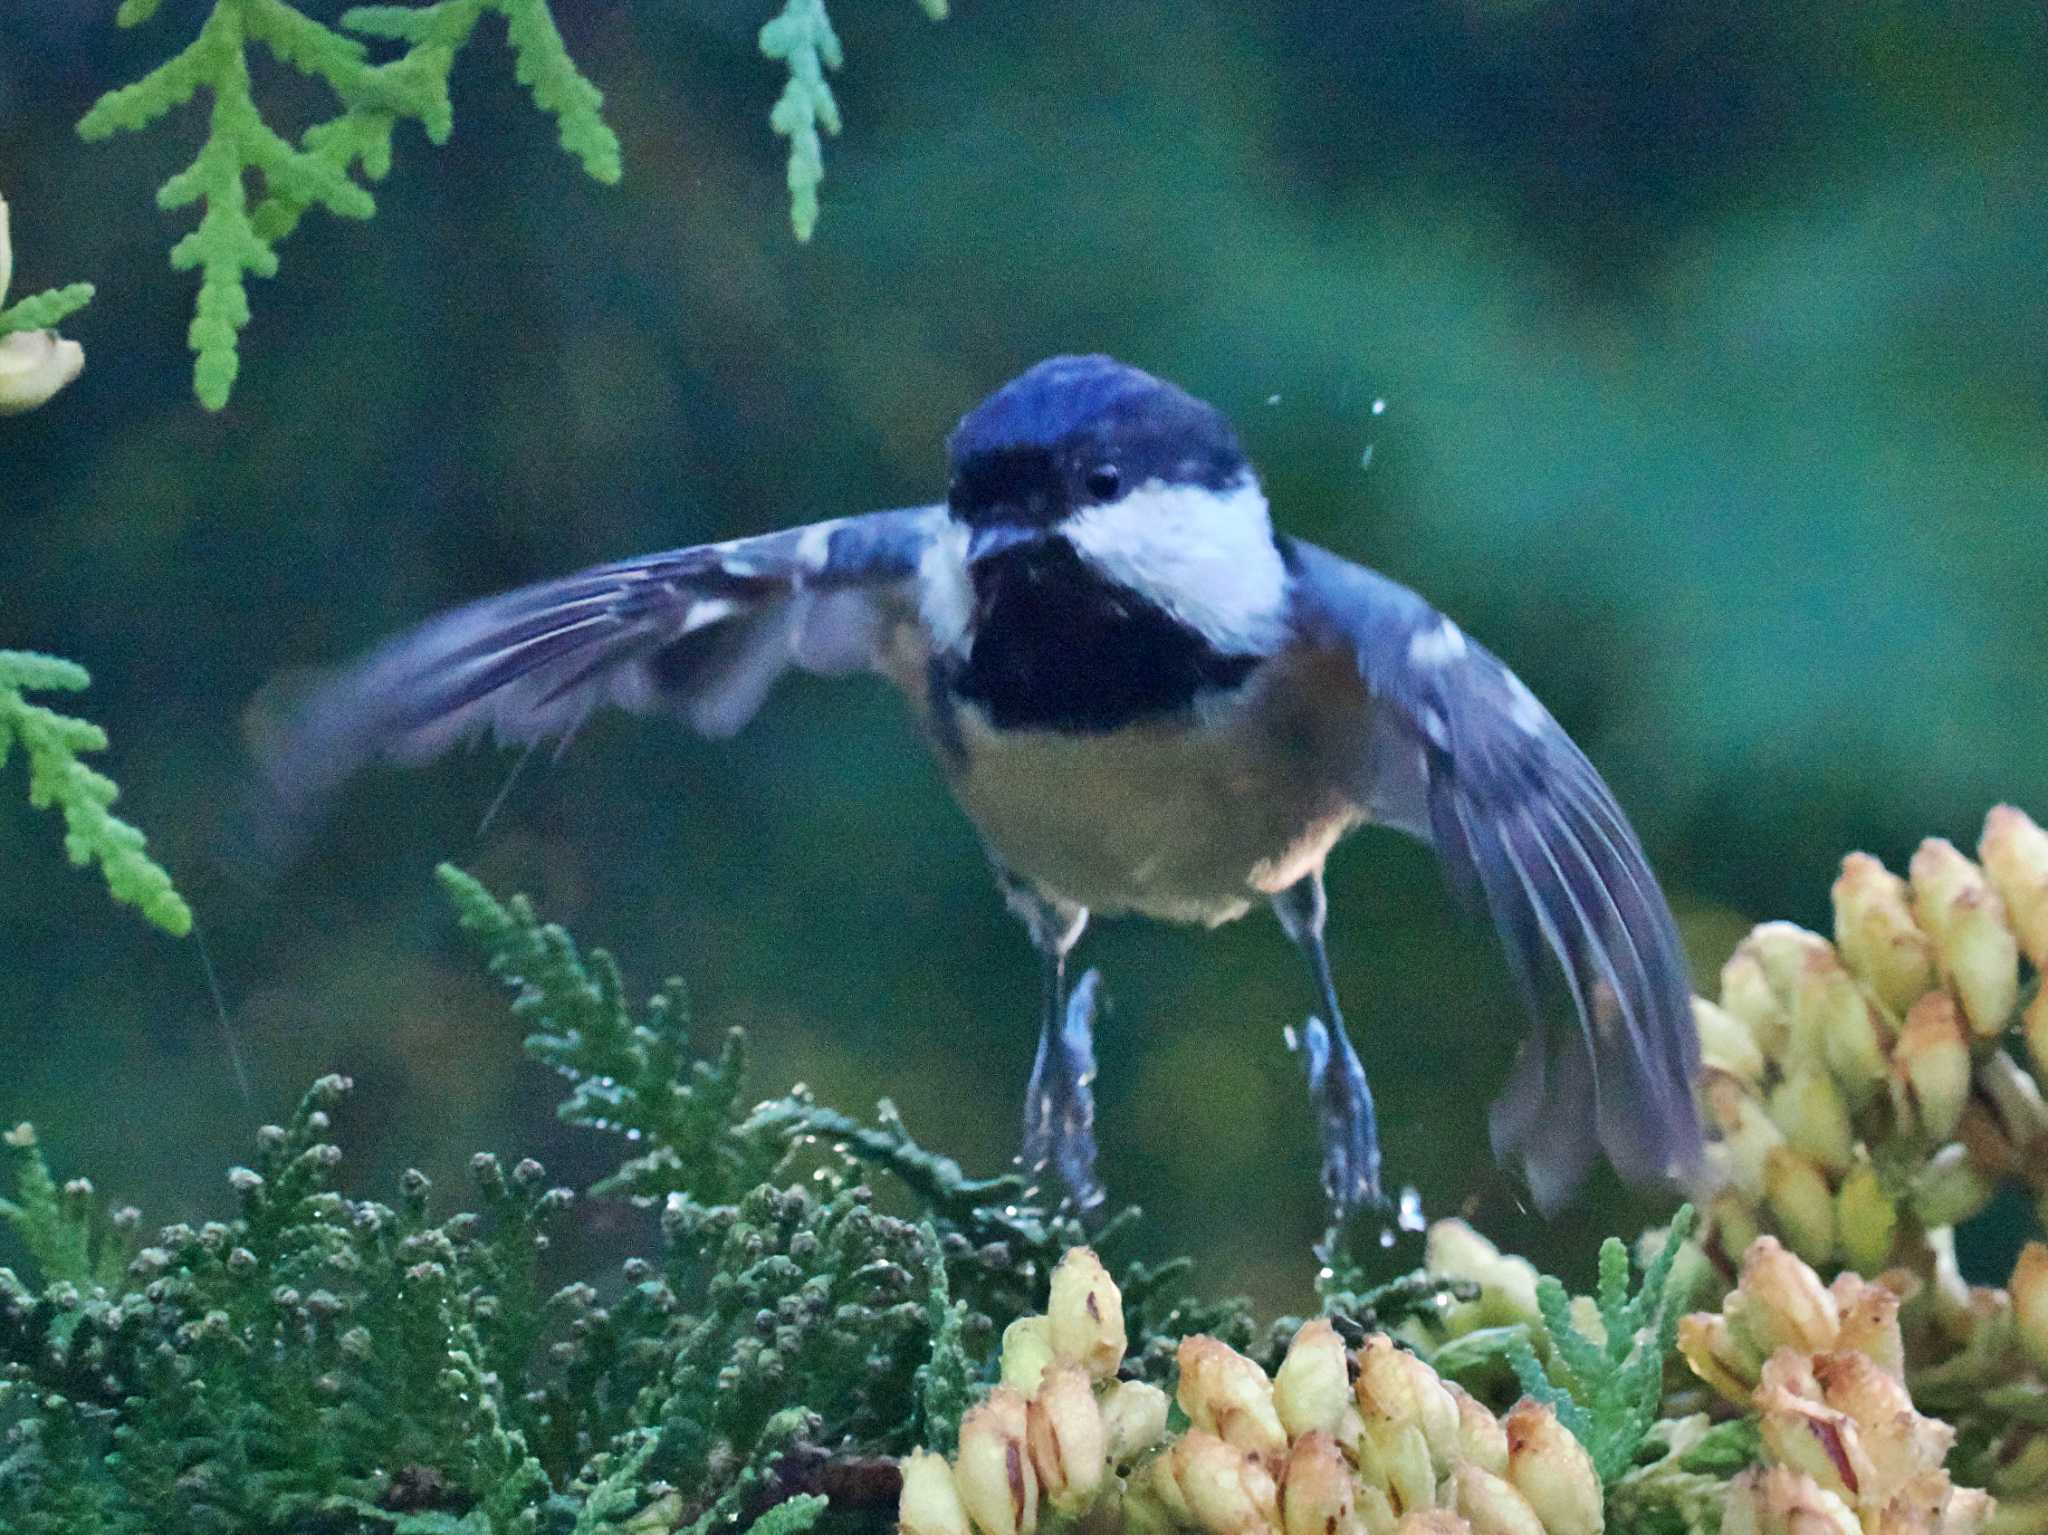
[1062,477,1289,654]
[917,520,973,655]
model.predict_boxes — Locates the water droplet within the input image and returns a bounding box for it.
[1316,1266,1334,1283]
[1359,444,1375,470]
[1378,1226,1397,1248]
[1282,1023,1300,1051]
[1397,1185,1426,1233]
[1371,397,1387,415]
[1265,393,1282,406]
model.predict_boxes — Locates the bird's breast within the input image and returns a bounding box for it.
[933,648,1374,925]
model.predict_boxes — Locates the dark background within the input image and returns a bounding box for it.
[4,0,2045,1307]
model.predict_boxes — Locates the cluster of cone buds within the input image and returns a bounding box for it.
[1679,1235,2007,1534]
[900,1248,1172,1535]
[0,195,86,415]
[1694,805,2048,1274]
[899,1248,1611,1535]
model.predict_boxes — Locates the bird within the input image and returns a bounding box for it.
[257,354,1702,1220]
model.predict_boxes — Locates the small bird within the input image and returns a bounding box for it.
[260,355,1701,1218]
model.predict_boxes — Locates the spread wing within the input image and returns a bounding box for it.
[253,505,944,834]
[1280,536,1702,1213]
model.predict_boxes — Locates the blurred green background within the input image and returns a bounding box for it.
[4,0,2045,1309]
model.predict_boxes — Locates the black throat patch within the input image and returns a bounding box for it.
[949,536,1262,733]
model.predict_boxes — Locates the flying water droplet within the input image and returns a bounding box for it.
[1378,1226,1397,1248]
[1371,397,1387,415]
[1397,1185,1426,1233]
[1359,444,1375,471]
[1265,393,1282,406]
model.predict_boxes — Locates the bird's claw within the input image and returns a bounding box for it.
[1021,968,1105,1214]
[1294,1015,1386,1219]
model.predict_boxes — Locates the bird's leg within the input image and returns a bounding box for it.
[1273,870,1385,1217]
[999,869,1100,1212]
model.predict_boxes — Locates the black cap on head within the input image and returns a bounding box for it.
[947,355,1248,525]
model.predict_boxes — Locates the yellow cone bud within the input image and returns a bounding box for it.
[1980,805,2048,969]
[1503,1399,1604,1535]
[1275,1319,1352,1440]
[1976,1050,2048,1158]
[1354,1335,1462,1467]
[1047,1248,1126,1381]
[1704,1070,1789,1201]
[1933,1485,1995,1534]
[1424,1220,1542,1330]
[1894,993,1972,1144]
[1027,1363,1106,1510]
[1728,1236,1841,1356]
[1793,947,1882,1081]
[901,1451,974,1535]
[1144,1442,1197,1527]
[1678,1312,1761,1404]
[1835,1158,1900,1277]
[956,1388,1038,1535]
[1389,1516,1470,1535]
[1726,923,1832,1056]
[1724,1467,1862,1535]
[1279,1432,1359,1535]
[1910,839,2020,1037]
[1720,944,1786,1049]
[1449,1384,1509,1477]
[1765,1145,1837,1264]
[1705,1188,1762,1267]
[1754,1377,1867,1504]
[1355,1422,1438,1526]
[1696,997,1767,1083]
[1179,1336,1288,1463]
[1449,1465,1545,1535]
[1829,1273,1907,1379]
[1833,853,1937,1017]
[1173,1430,1281,1535]
[1353,1484,1399,1535]
[1101,1380,1172,1466]
[1768,1068,1857,1175]
[2014,1242,2048,1376]
[1002,1316,1055,1396]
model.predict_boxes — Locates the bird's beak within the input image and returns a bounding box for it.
[965,523,1040,566]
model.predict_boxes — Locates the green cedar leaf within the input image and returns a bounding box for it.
[759,0,844,240]
[0,650,191,936]
[79,0,620,408]
[0,283,95,336]
[1502,1205,1700,1486]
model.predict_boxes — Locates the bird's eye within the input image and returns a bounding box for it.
[1083,464,1121,501]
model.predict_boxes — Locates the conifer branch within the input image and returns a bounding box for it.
[0,651,190,937]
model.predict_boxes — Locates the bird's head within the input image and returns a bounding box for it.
[933,355,1290,660]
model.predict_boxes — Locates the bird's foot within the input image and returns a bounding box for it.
[1293,1015,1386,1219]
[1020,968,1105,1215]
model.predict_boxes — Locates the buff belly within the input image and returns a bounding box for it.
[930,652,1373,925]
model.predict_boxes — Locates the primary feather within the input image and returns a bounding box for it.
[1280,536,1702,1211]
[256,506,942,820]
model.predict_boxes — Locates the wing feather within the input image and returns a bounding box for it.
[1281,535,1702,1211]
[250,505,944,852]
